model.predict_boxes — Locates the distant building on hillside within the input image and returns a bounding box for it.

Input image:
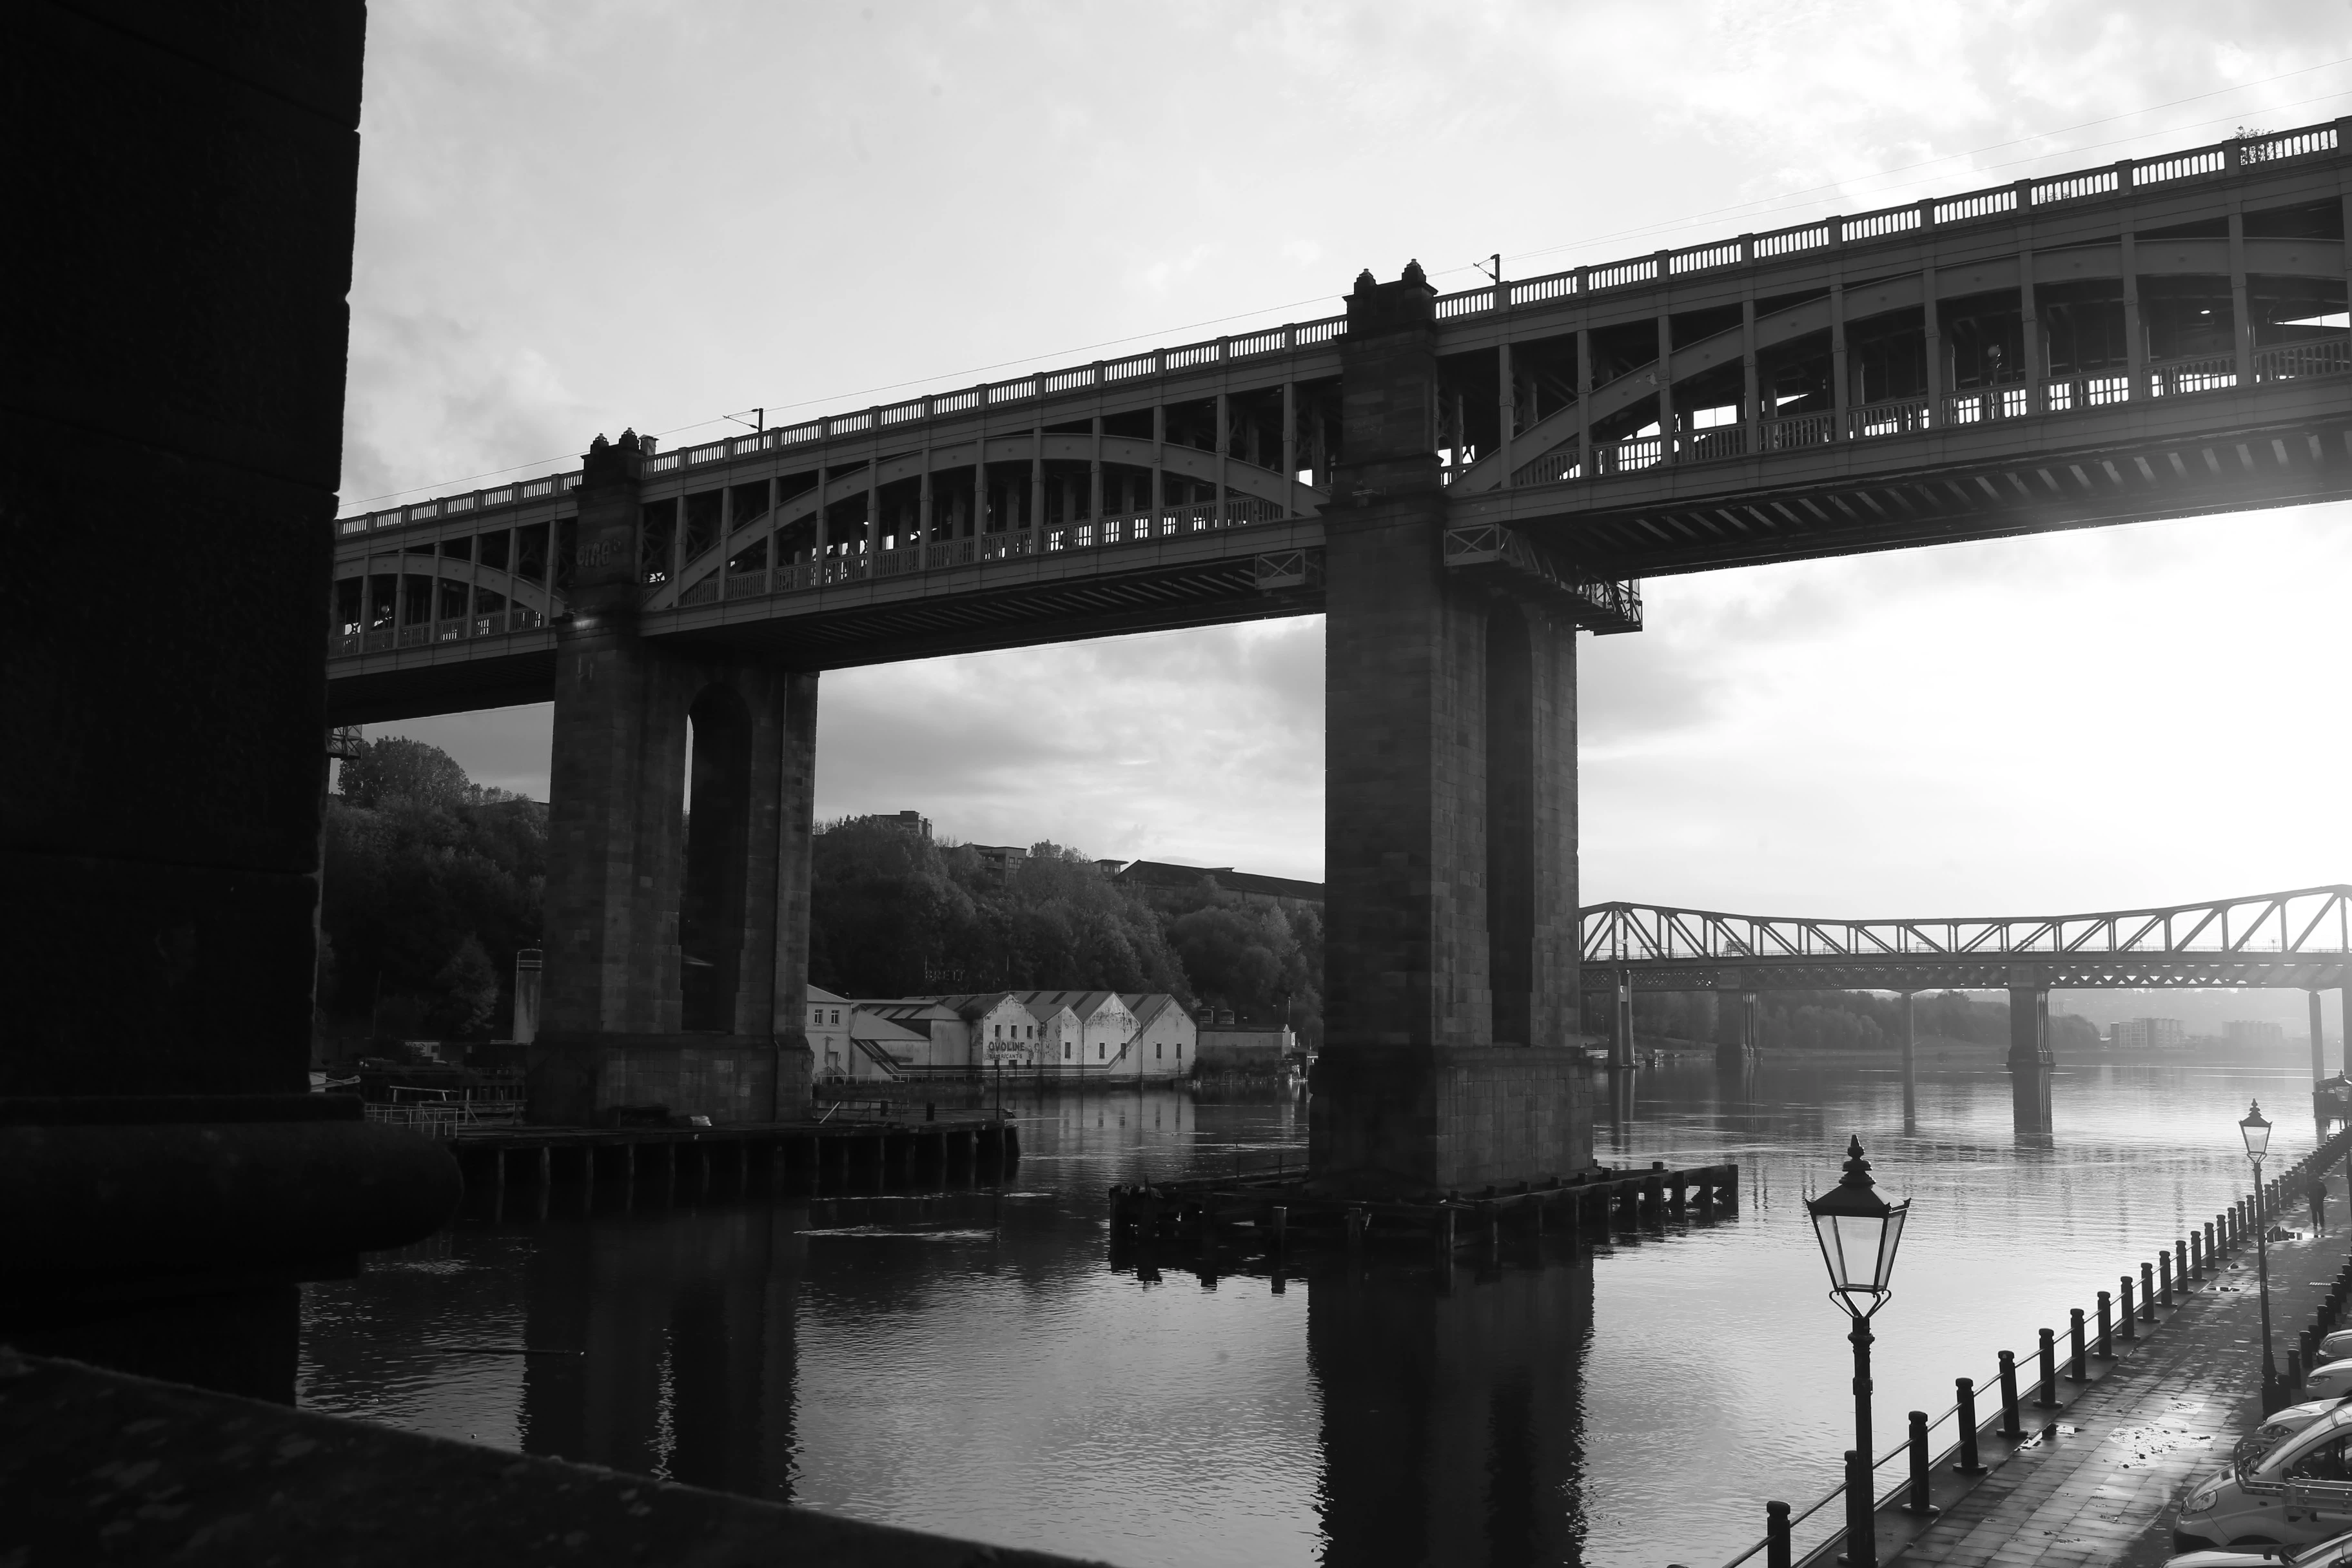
[1014,991,1135,1070]
[846,809,930,838]
[856,999,970,1070]
[1123,992,1195,1077]
[2226,1019,2286,1050]
[2113,1017,2187,1050]
[966,843,1029,884]
[846,1010,931,1080]
[807,986,852,1080]
[928,992,1043,1068]
[1113,860,1324,914]
[897,988,1194,1081]
[1195,1020,1298,1074]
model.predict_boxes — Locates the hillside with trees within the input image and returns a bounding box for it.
[808,822,1326,1046]
[321,739,2063,1062]
[320,738,545,1040]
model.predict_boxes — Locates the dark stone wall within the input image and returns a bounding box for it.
[1524,600,1583,1049]
[0,2,366,1095]
[534,458,819,1124]
[1310,1230,1593,1562]
[1311,1046,1591,1191]
[1322,496,1493,1050]
[1313,268,1592,1189]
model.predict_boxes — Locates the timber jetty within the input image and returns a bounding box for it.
[445,1113,1018,1199]
[1109,1159,1740,1264]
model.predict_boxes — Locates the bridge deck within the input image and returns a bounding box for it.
[1583,887,2352,990]
[329,118,2352,720]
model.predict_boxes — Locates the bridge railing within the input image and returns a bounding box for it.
[1431,117,2346,325]
[2257,338,2352,382]
[605,500,1311,611]
[340,121,2349,545]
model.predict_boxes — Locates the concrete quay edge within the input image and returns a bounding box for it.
[0,1346,1104,1567]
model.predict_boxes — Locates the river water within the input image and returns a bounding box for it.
[297,1059,2325,1567]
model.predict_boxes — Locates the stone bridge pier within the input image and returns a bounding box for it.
[1309,266,1594,1191]
[529,434,818,1125]
[2008,970,2055,1143]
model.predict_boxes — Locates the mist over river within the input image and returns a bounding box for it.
[298,1061,2322,1567]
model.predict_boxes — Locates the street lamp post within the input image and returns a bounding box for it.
[2244,1100,2279,1411]
[1807,1135,1911,1568]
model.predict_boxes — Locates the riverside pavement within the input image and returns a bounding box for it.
[1893,1177,2349,1568]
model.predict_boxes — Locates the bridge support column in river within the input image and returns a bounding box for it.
[1899,992,1918,1130]
[2008,971,2055,1144]
[1309,264,1592,1193]
[1712,971,1758,1073]
[1609,983,1636,1071]
[529,432,819,1126]
[2316,991,2329,1084]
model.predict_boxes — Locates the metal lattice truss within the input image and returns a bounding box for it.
[1581,886,2352,991]
[1441,523,1642,633]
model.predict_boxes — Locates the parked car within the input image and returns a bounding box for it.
[2170,1526,2352,1568]
[2312,1362,2352,1402]
[2239,1402,2352,1469]
[2315,1329,2352,1367]
[2176,1403,2352,1551]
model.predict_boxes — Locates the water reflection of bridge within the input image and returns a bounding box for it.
[489,1191,1602,1564]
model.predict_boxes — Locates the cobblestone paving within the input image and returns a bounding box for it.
[1900,1211,2348,1568]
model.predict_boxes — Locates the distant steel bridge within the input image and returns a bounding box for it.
[1581,885,2352,992]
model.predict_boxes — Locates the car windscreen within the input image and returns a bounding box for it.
[2256,1418,2352,1482]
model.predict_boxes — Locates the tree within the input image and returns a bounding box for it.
[321,738,545,1041]
[338,736,474,811]
[424,936,499,1037]
[807,825,1193,1003]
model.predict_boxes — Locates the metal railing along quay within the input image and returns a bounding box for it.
[1717,1122,2352,1568]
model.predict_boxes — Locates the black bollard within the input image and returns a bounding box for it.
[1845,1449,1876,1568]
[1997,1350,2024,1439]
[2190,1230,2204,1278]
[2205,1221,2218,1269]
[1766,1500,1792,1568]
[2097,1291,2114,1358]
[2176,1239,2190,1293]
[1955,1378,1987,1475]
[2141,1260,2157,1320]
[2121,1276,2138,1340]
[2036,1327,2060,1408]
[2159,1251,2174,1308]
[1907,1410,1936,1515]
[2069,1308,2088,1381]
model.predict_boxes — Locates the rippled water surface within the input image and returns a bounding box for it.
[299,1061,2326,1567]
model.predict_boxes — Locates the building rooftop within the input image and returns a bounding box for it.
[1114,860,1324,904]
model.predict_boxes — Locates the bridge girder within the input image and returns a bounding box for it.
[327,117,2352,722]
[1580,886,2352,992]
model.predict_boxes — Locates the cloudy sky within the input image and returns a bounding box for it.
[350,0,2350,917]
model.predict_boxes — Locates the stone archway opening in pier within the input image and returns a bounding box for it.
[680,684,753,1033]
